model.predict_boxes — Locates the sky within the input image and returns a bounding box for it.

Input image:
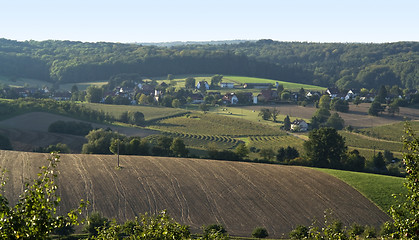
[0,0,418,43]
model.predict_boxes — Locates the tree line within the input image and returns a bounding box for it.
[1,38,417,89]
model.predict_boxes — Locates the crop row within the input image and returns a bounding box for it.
[170,132,242,148]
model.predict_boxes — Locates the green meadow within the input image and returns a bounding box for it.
[317,168,407,213]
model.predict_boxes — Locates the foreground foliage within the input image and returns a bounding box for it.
[0,153,85,239]
[388,123,419,239]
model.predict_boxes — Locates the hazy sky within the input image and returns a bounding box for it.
[1,0,418,43]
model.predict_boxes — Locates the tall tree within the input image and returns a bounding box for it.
[85,86,103,103]
[283,115,291,131]
[185,77,196,89]
[304,127,347,168]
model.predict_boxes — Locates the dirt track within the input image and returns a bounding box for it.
[0,151,391,237]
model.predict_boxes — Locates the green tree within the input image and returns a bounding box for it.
[252,227,269,238]
[318,95,331,109]
[389,123,419,239]
[210,74,223,87]
[85,86,103,103]
[270,107,280,122]
[128,111,145,125]
[170,138,188,157]
[304,127,347,168]
[0,153,85,239]
[82,129,123,154]
[368,101,385,116]
[258,108,271,121]
[372,152,387,171]
[387,101,400,116]
[199,103,210,113]
[353,96,362,106]
[259,148,275,161]
[331,98,349,112]
[325,112,345,130]
[235,143,249,159]
[376,85,388,103]
[342,149,365,171]
[283,115,291,131]
[185,77,196,89]
[84,211,109,237]
[172,99,181,108]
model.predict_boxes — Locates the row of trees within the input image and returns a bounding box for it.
[81,129,188,158]
[2,39,417,88]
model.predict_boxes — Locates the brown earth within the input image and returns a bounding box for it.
[246,103,419,128]
[0,150,391,237]
[0,112,158,152]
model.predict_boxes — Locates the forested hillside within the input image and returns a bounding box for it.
[0,38,418,89]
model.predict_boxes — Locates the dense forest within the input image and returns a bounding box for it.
[0,38,418,89]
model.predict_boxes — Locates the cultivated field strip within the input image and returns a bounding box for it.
[0,151,391,238]
[169,132,243,149]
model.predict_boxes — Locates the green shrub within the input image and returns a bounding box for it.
[252,227,269,238]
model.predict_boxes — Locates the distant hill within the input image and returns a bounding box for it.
[0,150,391,237]
[135,40,254,47]
[0,38,418,89]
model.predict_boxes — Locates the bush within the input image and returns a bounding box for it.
[48,120,93,136]
[84,212,109,237]
[289,225,308,239]
[252,227,269,238]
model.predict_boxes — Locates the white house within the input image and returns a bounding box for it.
[222,93,239,104]
[196,81,210,90]
[291,119,308,132]
[220,82,234,88]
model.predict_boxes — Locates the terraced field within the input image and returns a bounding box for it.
[0,150,392,238]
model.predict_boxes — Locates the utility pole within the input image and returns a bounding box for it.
[117,138,120,168]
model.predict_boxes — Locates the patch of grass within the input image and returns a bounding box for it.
[60,81,108,91]
[223,76,326,91]
[80,103,188,121]
[0,75,51,88]
[317,168,407,213]
[339,131,403,153]
[357,121,419,142]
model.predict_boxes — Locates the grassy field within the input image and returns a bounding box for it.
[0,75,52,88]
[0,151,391,238]
[222,76,326,91]
[80,102,189,121]
[148,112,285,136]
[60,80,108,91]
[317,168,407,213]
[339,131,404,153]
[357,120,419,142]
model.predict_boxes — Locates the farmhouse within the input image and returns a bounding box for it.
[196,81,210,90]
[258,89,278,102]
[291,119,308,132]
[243,83,273,89]
[220,82,234,88]
[222,93,239,105]
[326,87,340,99]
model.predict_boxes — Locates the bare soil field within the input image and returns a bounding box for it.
[0,112,158,151]
[0,151,390,237]
[246,103,419,128]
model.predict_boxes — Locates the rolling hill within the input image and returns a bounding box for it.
[0,150,391,237]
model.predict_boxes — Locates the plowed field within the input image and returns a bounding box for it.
[0,150,390,237]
